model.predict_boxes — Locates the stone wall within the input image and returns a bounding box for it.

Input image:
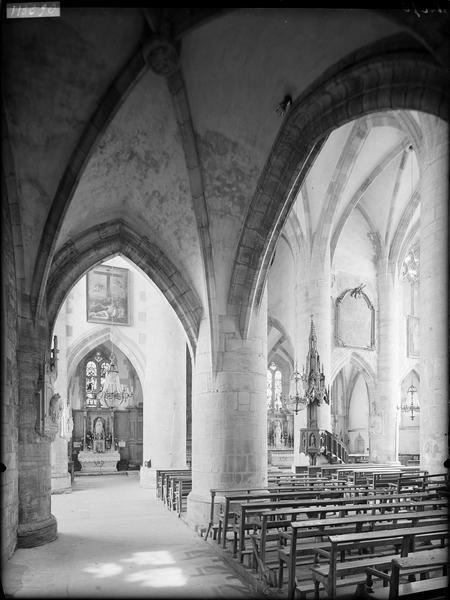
[1,191,19,563]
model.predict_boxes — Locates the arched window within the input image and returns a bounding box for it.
[267,362,283,410]
[84,351,109,406]
[85,361,97,392]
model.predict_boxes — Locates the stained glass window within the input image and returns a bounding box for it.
[86,361,98,392]
[85,352,108,407]
[267,370,272,409]
[267,362,283,410]
[274,370,282,410]
[100,361,110,388]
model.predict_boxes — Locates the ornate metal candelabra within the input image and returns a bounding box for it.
[401,383,420,421]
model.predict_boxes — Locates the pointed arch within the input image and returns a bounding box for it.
[268,316,294,368]
[401,366,420,386]
[2,110,26,301]
[228,44,448,338]
[330,139,409,263]
[347,352,376,409]
[67,326,146,387]
[46,220,203,357]
[31,48,148,321]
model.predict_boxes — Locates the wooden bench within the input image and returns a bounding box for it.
[204,487,271,541]
[281,509,448,598]
[234,492,447,561]
[204,477,378,541]
[396,472,449,494]
[223,488,349,554]
[366,548,448,598]
[166,474,192,512]
[155,468,191,502]
[174,477,192,517]
[309,523,448,600]
[250,505,448,590]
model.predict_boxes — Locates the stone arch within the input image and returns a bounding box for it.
[401,366,420,387]
[347,353,377,411]
[330,139,410,263]
[2,111,26,297]
[267,316,294,367]
[388,188,421,276]
[46,220,203,357]
[228,48,448,338]
[331,368,346,401]
[30,48,149,321]
[67,327,146,388]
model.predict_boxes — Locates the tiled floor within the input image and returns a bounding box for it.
[3,473,259,599]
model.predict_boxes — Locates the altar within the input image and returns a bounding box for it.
[76,408,120,474]
[78,449,121,474]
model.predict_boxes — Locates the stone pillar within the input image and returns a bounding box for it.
[187,296,267,529]
[17,315,57,548]
[419,117,448,474]
[50,437,71,493]
[372,259,400,464]
[140,300,187,488]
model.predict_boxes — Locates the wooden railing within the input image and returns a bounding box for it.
[300,428,348,464]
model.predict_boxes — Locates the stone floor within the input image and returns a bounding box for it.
[2,473,260,599]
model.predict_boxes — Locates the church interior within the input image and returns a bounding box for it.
[1,6,449,599]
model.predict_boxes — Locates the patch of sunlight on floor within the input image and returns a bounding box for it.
[126,567,187,587]
[121,551,175,566]
[83,563,124,578]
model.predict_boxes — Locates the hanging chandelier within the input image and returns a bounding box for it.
[286,364,308,414]
[401,382,420,421]
[97,352,133,408]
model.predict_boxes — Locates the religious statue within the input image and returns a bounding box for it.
[274,420,282,448]
[42,392,62,441]
[319,432,326,452]
[49,393,62,423]
[94,417,105,439]
[301,433,307,453]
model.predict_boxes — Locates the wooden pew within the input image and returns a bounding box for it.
[309,523,448,600]
[232,491,446,561]
[155,468,191,502]
[166,474,192,512]
[365,547,448,598]
[204,487,271,541]
[204,476,369,539]
[281,509,447,598]
[230,489,432,562]
[163,471,191,507]
[221,488,348,553]
[174,477,192,517]
[250,504,448,589]
[218,485,354,550]
[396,472,449,494]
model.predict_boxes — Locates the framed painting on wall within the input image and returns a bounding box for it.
[86,264,130,325]
[407,315,419,358]
[335,287,375,350]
